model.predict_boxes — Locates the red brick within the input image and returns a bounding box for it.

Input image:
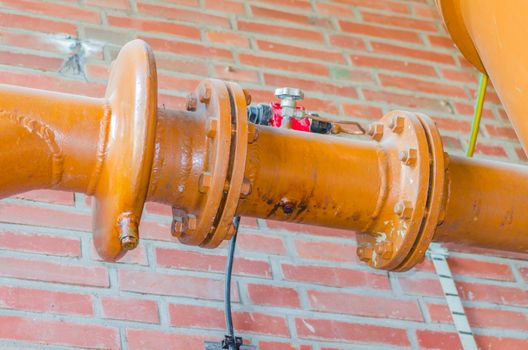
[0,315,118,349]
[416,330,462,350]
[329,34,367,50]
[427,303,528,331]
[456,280,528,306]
[138,2,230,28]
[281,263,389,289]
[207,31,249,47]
[476,335,528,350]
[516,147,528,162]
[362,89,453,113]
[0,50,62,71]
[169,303,289,336]
[371,41,455,65]
[0,230,80,257]
[101,296,159,323]
[342,103,383,120]
[0,70,105,97]
[379,74,467,98]
[251,5,332,28]
[352,55,436,76]
[260,342,312,350]
[0,0,100,23]
[485,124,518,141]
[87,0,130,9]
[333,0,410,14]
[294,239,358,263]
[253,0,311,11]
[267,220,353,238]
[236,231,286,255]
[108,16,200,39]
[308,290,422,321]
[361,11,437,32]
[214,65,259,83]
[340,21,422,43]
[0,202,91,231]
[118,269,231,300]
[156,247,271,277]
[265,74,359,99]
[91,243,148,265]
[431,116,471,133]
[0,285,93,316]
[316,3,355,18]
[296,317,410,346]
[258,39,346,64]
[238,21,323,42]
[158,74,200,93]
[428,34,457,49]
[475,143,508,158]
[442,135,463,150]
[247,284,300,308]
[399,276,443,297]
[239,53,328,77]
[127,329,204,350]
[0,256,109,287]
[442,68,477,83]
[156,56,209,76]
[0,12,76,35]
[205,0,245,14]
[448,256,514,281]
[141,36,232,60]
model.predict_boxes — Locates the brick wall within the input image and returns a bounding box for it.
[0,0,526,349]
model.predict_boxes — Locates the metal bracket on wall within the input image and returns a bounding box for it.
[204,340,257,350]
[428,243,478,350]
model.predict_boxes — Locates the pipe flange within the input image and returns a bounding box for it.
[357,111,432,270]
[176,79,248,248]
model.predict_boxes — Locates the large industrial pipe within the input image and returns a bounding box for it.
[0,38,527,271]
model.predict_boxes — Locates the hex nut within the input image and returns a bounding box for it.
[240,178,252,197]
[375,241,393,259]
[200,84,211,104]
[390,115,405,134]
[399,148,417,166]
[186,93,197,111]
[394,200,413,219]
[199,173,212,193]
[206,119,218,138]
[247,123,259,144]
[357,245,373,262]
[367,123,384,141]
[171,220,184,237]
[117,214,139,250]
[243,89,252,106]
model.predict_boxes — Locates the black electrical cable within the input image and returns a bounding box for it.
[224,216,240,350]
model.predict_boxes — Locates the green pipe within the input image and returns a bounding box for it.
[466,73,488,157]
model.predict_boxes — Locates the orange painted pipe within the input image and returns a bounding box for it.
[0,38,527,271]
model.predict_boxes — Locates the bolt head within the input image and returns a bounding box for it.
[199,173,212,193]
[117,214,139,250]
[357,245,373,262]
[206,119,218,138]
[367,123,384,141]
[390,115,405,134]
[274,87,304,100]
[240,178,252,197]
[375,241,393,259]
[171,220,184,237]
[394,200,413,219]
[399,148,417,166]
[200,84,211,104]
[186,93,197,111]
[243,89,252,106]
